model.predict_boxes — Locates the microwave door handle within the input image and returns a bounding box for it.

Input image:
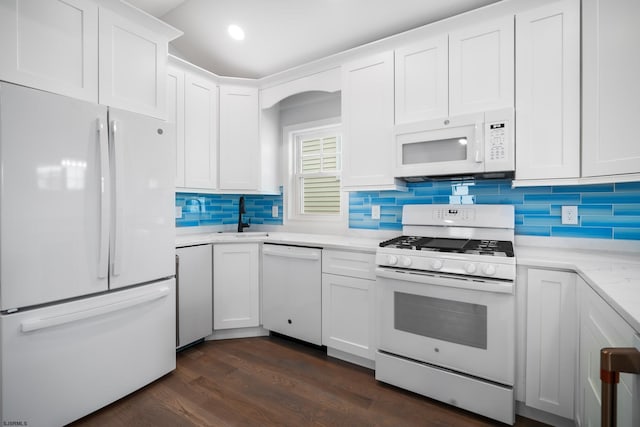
[474,121,484,163]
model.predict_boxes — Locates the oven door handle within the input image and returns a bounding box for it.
[375,267,514,295]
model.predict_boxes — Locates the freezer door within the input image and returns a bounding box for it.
[0,279,176,426]
[0,82,110,310]
[108,107,175,289]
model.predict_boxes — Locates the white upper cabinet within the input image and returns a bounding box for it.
[166,64,185,187]
[0,0,180,119]
[98,8,168,119]
[219,84,260,191]
[168,59,219,191]
[0,0,99,103]
[184,72,218,190]
[395,17,513,124]
[342,51,403,191]
[582,0,640,177]
[449,16,514,116]
[394,35,448,123]
[515,0,580,180]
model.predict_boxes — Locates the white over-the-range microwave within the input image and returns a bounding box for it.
[394,108,514,179]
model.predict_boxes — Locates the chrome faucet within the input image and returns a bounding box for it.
[237,196,250,232]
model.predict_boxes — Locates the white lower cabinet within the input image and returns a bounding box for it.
[262,244,322,345]
[213,243,260,330]
[578,277,639,427]
[321,250,376,364]
[176,245,213,348]
[525,268,577,420]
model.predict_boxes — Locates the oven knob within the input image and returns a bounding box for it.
[483,264,497,276]
[402,257,412,267]
[431,259,443,270]
[387,255,398,265]
[465,263,477,274]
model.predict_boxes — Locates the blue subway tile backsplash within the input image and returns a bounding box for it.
[175,179,640,240]
[348,179,640,240]
[176,192,283,228]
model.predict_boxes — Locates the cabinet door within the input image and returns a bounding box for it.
[176,245,213,347]
[582,0,640,177]
[579,279,639,427]
[219,85,260,191]
[0,0,98,102]
[322,273,375,360]
[515,0,580,180]
[342,51,397,190]
[167,65,185,187]
[262,245,322,345]
[449,16,514,116]
[184,73,218,189]
[394,35,449,123]
[525,269,576,419]
[213,244,260,330]
[98,7,167,119]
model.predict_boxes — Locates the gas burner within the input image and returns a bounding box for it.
[380,236,514,257]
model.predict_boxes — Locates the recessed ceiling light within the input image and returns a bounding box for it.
[228,24,245,41]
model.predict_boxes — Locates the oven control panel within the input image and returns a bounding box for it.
[376,251,515,281]
[432,207,475,221]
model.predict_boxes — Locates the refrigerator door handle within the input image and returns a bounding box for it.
[110,119,124,277]
[20,286,171,333]
[97,118,109,279]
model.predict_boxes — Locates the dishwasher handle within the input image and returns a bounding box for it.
[263,246,321,261]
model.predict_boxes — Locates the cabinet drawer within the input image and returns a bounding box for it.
[322,250,376,280]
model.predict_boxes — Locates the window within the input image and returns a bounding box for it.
[287,123,343,219]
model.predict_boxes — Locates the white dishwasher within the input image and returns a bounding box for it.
[262,244,322,345]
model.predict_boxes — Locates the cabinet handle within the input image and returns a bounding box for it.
[263,248,321,261]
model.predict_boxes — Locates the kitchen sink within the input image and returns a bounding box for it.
[214,231,269,239]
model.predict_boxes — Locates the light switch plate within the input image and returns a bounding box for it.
[561,206,578,225]
[372,205,381,220]
[175,206,182,219]
[272,206,279,218]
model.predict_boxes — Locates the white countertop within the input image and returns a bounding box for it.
[176,231,381,252]
[176,230,640,333]
[516,245,640,334]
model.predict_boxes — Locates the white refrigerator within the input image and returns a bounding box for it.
[0,82,176,426]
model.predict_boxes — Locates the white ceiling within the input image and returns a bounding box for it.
[128,0,502,79]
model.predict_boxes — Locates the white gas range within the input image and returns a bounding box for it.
[375,204,517,425]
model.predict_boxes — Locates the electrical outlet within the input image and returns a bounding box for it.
[371,205,381,220]
[272,206,279,218]
[561,206,578,225]
[175,206,182,219]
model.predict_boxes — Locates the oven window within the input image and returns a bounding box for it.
[394,292,487,349]
[402,138,468,164]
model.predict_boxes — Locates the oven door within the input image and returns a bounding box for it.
[393,113,485,178]
[376,267,515,386]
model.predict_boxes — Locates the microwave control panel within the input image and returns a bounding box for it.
[487,123,507,160]
[484,115,513,172]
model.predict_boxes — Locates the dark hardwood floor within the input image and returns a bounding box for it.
[70,336,549,426]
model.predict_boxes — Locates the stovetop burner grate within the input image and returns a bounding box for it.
[379,235,514,257]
